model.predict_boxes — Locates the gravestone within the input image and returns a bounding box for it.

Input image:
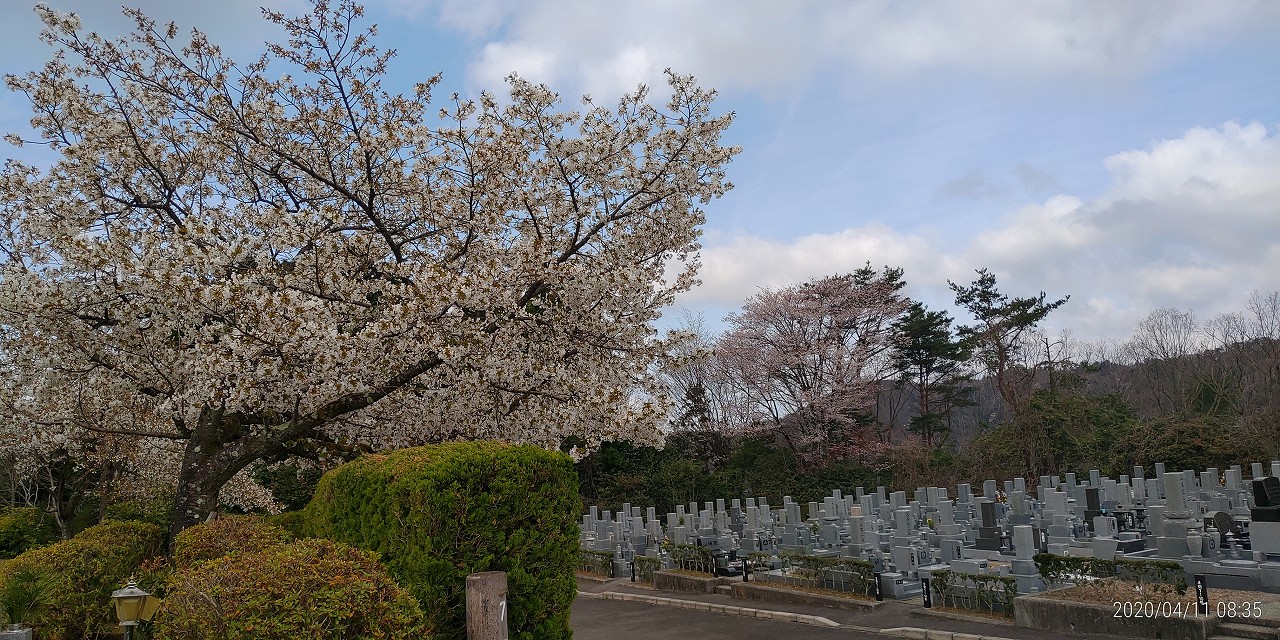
[975,500,1001,551]
[1011,525,1045,593]
[1251,476,1280,558]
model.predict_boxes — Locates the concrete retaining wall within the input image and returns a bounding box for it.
[1014,593,1216,640]
[730,582,883,611]
[652,570,728,594]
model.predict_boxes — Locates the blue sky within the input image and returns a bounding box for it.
[3,0,1280,344]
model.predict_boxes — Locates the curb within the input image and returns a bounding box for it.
[580,590,841,627]
[880,627,1019,640]
[909,606,1016,626]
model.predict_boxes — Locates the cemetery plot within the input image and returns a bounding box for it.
[582,458,1280,622]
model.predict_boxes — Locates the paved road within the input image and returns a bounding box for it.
[571,596,893,639]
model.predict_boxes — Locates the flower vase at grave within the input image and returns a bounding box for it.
[1186,531,1203,557]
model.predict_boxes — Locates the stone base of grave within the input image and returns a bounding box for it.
[880,572,923,599]
[652,570,730,594]
[1011,573,1046,594]
[1253,521,1280,556]
[730,581,883,610]
[0,628,33,640]
[1014,592,1216,640]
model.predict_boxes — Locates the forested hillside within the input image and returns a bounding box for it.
[578,274,1280,513]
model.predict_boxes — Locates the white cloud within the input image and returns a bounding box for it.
[421,0,1280,99]
[686,121,1280,341]
[685,225,958,307]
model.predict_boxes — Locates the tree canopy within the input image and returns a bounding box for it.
[0,1,737,538]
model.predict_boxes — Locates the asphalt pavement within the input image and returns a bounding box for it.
[572,596,890,639]
[571,577,1110,640]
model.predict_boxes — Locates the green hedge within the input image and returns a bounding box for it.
[0,520,165,639]
[745,551,877,597]
[302,442,580,640]
[153,537,425,639]
[0,507,59,559]
[669,544,715,574]
[578,549,614,577]
[929,569,1018,617]
[1033,553,1187,595]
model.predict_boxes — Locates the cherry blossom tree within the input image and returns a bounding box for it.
[0,1,737,540]
[716,266,909,463]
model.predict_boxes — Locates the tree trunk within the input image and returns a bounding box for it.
[167,409,263,546]
[170,445,229,544]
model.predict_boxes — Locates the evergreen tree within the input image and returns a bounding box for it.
[891,302,974,447]
[948,269,1069,418]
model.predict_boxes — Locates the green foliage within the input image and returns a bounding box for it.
[966,387,1138,481]
[0,569,54,626]
[171,515,291,570]
[669,544,715,574]
[891,301,974,447]
[633,555,660,584]
[765,552,877,597]
[0,520,165,639]
[577,550,614,577]
[153,538,426,640]
[1033,553,1186,595]
[104,493,174,530]
[929,569,1017,617]
[577,433,891,515]
[577,436,740,515]
[1113,414,1256,473]
[252,461,324,512]
[264,510,306,540]
[0,507,58,560]
[302,442,579,640]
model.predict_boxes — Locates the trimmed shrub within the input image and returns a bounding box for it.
[152,537,426,639]
[302,442,579,640]
[104,492,174,529]
[171,515,291,570]
[0,520,164,639]
[265,510,305,540]
[0,507,59,559]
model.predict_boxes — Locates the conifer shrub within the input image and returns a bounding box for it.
[153,537,426,639]
[302,442,579,640]
[171,515,291,570]
[0,507,58,559]
[0,520,164,639]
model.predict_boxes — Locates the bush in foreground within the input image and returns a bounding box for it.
[0,507,59,559]
[153,537,426,639]
[171,515,291,570]
[303,442,579,640]
[0,520,164,639]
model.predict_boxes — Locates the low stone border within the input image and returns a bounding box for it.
[1014,593,1216,640]
[652,569,730,594]
[588,590,841,627]
[730,581,884,611]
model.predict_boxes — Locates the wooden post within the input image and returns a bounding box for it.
[466,571,508,640]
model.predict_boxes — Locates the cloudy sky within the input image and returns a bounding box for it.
[3,0,1280,342]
